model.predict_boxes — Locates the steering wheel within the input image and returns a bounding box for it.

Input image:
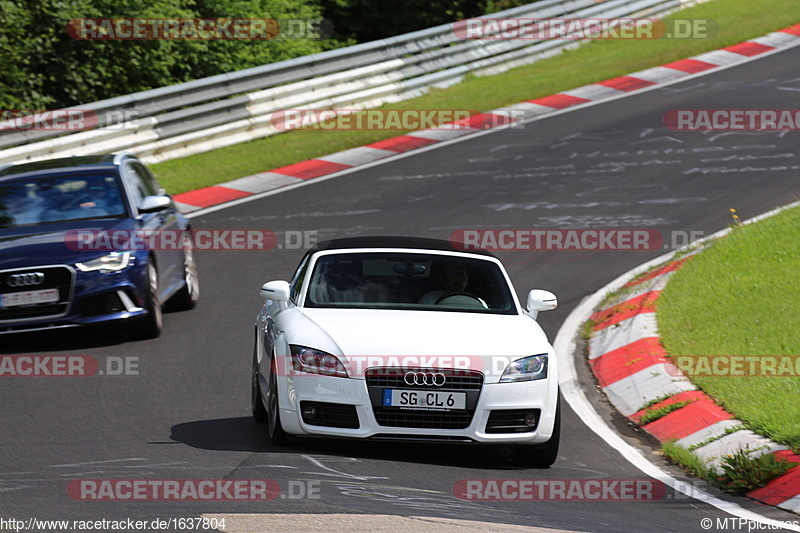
[58,191,94,207]
[435,291,487,308]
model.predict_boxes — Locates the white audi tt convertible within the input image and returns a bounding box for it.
[251,237,560,467]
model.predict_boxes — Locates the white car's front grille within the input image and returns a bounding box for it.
[365,367,483,429]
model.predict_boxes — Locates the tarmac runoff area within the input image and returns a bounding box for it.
[200,514,579,532]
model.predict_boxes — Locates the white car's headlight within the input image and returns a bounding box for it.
[76,251,133,273]
[500,354,548,382]
[290,345,349,378]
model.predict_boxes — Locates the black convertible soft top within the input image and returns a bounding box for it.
[308,236,497,258]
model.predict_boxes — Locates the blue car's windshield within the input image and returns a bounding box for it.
[0,174,127,228]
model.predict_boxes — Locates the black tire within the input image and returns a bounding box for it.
[167,233,199,311]
[511,393,561,468]
[266,357,288,446]
[132,259,162,339]
[251,349,269,423]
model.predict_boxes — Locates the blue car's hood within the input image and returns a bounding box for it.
[0,218,136,269]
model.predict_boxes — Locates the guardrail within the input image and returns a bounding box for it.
[0,0,698,165]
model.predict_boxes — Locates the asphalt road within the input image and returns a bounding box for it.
[2,44,800,533]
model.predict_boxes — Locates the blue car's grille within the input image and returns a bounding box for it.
[0,266,74,321]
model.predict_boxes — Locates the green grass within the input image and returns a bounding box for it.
[662,441,797,493]
[638,401,693,426]
[663,440,716,480]
[658,206,800,451]
[151,0,800,194]
[718,447,798,493]
[639,393,677,411]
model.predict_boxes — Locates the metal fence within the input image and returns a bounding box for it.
[0,0,698,165]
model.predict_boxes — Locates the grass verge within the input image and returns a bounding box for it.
[663,442,797,493]
[637,400,693,426]
[718,448,798,493]
[658,206,800,452]
[663,441,715,480]
[151,0,800,194]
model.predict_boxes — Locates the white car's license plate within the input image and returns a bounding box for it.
[382,389,466,410]
[0,288,59,308]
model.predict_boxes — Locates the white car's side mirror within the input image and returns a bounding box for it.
[526,289,557,320]
[260,280,291,301]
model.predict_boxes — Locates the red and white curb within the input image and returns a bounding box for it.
[173,24,800,213]
[587,255,800,514]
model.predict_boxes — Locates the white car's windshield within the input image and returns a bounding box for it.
[304,252,517,314]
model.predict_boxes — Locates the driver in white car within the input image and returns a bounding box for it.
[419,262,487,307]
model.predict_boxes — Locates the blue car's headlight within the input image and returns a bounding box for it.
[290,345,349,378]
[76,251,133,273]
[500,354,548,382]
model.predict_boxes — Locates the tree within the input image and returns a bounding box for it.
[0,0,337,109]
[318,0,532,43]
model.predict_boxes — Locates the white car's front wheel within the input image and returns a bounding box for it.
[251,349,268,423]
[266,357,288,446]
[511,393,561,468]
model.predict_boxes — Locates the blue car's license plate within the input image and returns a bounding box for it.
[0,288,59,308]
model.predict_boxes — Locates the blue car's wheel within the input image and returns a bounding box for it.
[132,259,162,339]
[168,233,199,311]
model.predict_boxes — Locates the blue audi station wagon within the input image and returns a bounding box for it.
[0,153,198,338]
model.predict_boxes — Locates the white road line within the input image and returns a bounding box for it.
[50,458,147,468]
[301,455,389,481]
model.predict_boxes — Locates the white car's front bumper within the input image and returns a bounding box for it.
[277,370,558,444]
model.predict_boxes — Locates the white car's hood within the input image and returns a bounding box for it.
[298,308,553,379]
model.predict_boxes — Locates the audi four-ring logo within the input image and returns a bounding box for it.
[404,371,446,386]
[6,272,45,287]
